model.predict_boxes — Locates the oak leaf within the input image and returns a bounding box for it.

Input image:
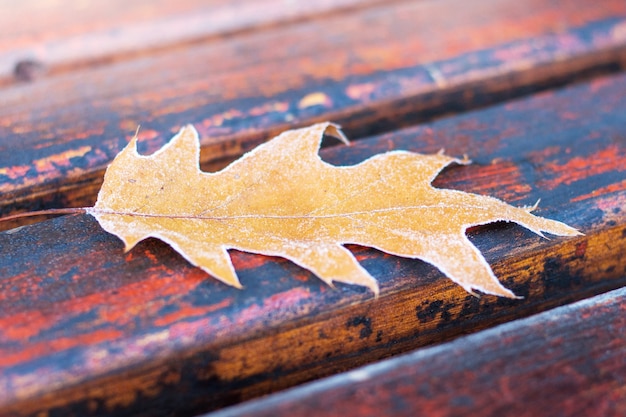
[89,123,580,297]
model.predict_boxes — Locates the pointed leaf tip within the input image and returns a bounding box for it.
[170,124,201,149]
[323,123,349,145]
[127,133,139,151]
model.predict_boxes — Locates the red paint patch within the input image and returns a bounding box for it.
[0,329,123,368]
[571,179,626,202]
[0,267,211,367]
[537,145,624,190]
[0,146,92,192]
[230,250,280,271]
[438,161,532,202]
[154,297,233,327]
[136,129,160,142]
[0,164,30,180]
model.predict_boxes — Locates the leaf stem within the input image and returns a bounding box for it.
[0,207,88,223]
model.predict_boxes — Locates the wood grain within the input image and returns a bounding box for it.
[207,286,626,417]
[0,0,388,82]
[0,72,624,416]
[2,0,626,224]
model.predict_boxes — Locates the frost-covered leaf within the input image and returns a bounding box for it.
[89,123,580,297]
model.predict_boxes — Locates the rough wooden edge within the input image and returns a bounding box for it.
[205,285,626,417]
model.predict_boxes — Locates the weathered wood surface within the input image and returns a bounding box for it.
[1,70,624,416]
[208,286,626,417]
[1,0,387,83]
[2,0,626,223]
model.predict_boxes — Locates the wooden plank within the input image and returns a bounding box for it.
[2,0,626,223]
[0,72,624,416]
[0,0,387,83]
[207,286,626,417]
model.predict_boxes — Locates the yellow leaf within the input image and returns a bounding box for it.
[89,123,581,298]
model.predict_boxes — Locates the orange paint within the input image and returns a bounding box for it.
[230,251,278,272]
[443,161,532,202]
[345,83,376,101]
[0,329,123,368]
[0,311,50,341]
[154,297,233,327]
[0,146,92,192]
[96,272,202,325]
[34,146,92,171]
[539,145,624,190]
[0,164,30,180]
[0,268,209,362]
[136,129,160,142]
[571,179,626,202]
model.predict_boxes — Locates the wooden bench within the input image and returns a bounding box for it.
[1,1,625,416]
